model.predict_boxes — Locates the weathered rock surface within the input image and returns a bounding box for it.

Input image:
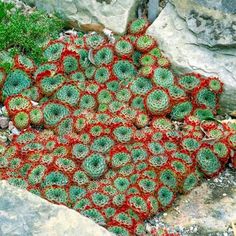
[0,180,112,236]
[22,0,141,34]
[147,0,236,112]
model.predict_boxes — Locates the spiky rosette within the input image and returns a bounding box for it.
[196,146,221,177]
[113,125,134,143]
[132,50,142,67]
[108,225,130,236]
[13,111,30,130]
[168,85,187,104]
[228,133,236,150]
[127,195,148,220]
[94,67,111,84]
[116,88,132,103]
[94,45,114,66]
[149,47,162,58]
[113,60,136,81]
[82,153,107,179]
[91,135,114,154]
[130,77,152,96]
[194,87,217,110]
[131,96,145,110]
[137,178,157,194]
[145,89,170,115]
[181,172,199,193]
[151,117,173,130]
[73,36,85,48]
[181,137,200,153]
[159,168,177,190]
[28,165,46,185]
[43,41,65,61]
[42,101,70,128]
[69,186,86,203]
[115,38,133,58]
[5,94,32,116]
[29,108,43,125]
[2,69,32,100]
[109,145,131,169]
[140,54,156,67]
[178,74,201,93]
[138,65,155,78]
[157,57,171,68]
[61,51,79,74]
[54,83,80,106]
[207,77,223,94]
[171,101,193,121]
[213,141,229,164]
[38,74,66,97]
[70,71,86,83]
[128,18,149,35]
[56,116,74,137]
[114,176,130,193]
[7,177,28,189]
[14,55,35,73]
[85,33,105,49]
[79,94,97,111]
[157,185,175,209]
[135,112,149,128]
[135,35,156,53]
[152,68,174,88]
[97,89,114,106]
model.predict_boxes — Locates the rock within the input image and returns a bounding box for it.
[147,0,236,112]
[22,0,141,34]
[11,127,20,135]
[0,180,112,236]
[147,0,160,22]
[0,117,9,129]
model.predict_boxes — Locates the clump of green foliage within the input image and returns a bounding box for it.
[0,1,64,65]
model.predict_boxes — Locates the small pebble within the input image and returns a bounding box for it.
[11,127,20,135]
[0,117,9,129]
[31,101,39,106]
[8,121,15,131]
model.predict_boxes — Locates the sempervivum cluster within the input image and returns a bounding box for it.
[0,17,235,236]
[0,112,235,235]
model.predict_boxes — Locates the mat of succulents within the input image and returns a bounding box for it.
[0,17,236,236]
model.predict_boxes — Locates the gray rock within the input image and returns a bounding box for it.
[147,1,236,112]
[0,180,112,236]
[172,0,236,47]
[148,0,160,22]
[0,117,9,129]
[22,0,141,34]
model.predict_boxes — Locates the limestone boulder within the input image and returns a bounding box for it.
[147,0,236,112]
[22,0,141,34]
[0,181,112,236]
